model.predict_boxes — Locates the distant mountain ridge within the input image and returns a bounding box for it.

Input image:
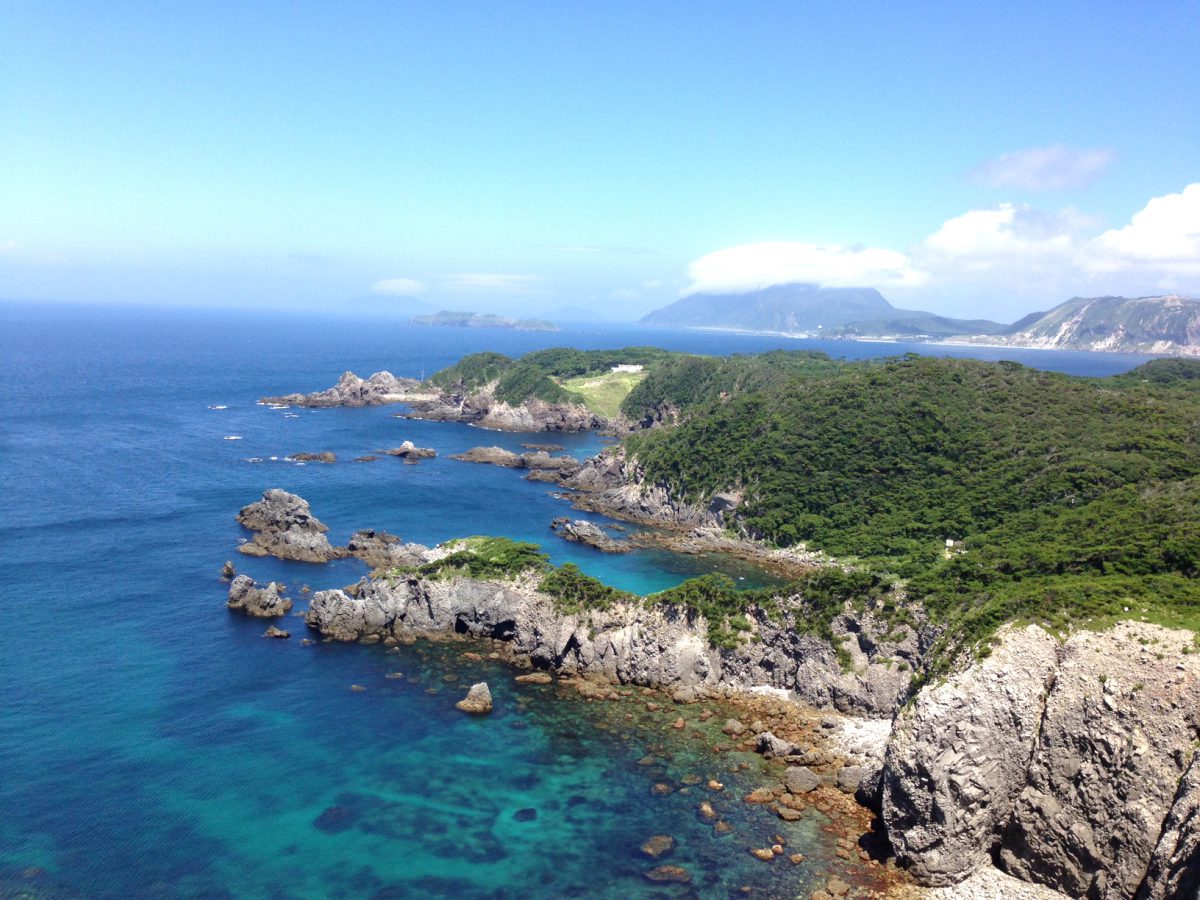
[639,283,1200,354]
[640,283,892,331]
[987,295,1200,355]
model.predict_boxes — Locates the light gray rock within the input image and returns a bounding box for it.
[836,765,865,794]
[784,766,821,794]
[881,622,1200,899]
[404,392,605,432]
[344,529,429,569]
[261,370,419,408]
[550,519,631,553]
[1137,750,1200,900]
[227,575,292,618]
[235,489,342,563]
[998,623,1200,899]
[881,624,1061,886]
[303,569,915,717]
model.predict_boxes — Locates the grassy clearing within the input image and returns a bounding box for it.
[559,370,647,418]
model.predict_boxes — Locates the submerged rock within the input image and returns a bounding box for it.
[290,451,336,463]
[227,575,292,618]
[640,834,676,859]
[455,682,493,714]
[643,865,690,884]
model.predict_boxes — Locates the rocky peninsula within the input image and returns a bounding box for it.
[231,484,1199,899]
[260,370,430,408]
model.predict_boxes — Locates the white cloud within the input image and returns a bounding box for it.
[922,203,1080,267]
[440,273,543,293]
[1085,183,1200,274]
[370,277,426,296]
[971,144,1116,191]
[684,241,927,294]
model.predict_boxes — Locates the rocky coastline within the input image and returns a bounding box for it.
[401,392,606,432]
[229,487,1199,898]
[260,370,433,408]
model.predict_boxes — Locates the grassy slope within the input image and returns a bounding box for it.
[559,370,647,419]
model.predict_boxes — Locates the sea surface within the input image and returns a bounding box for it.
[0,301,1152,898]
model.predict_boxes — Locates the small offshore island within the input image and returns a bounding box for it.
[410,310,560,332]
[240,345,1200,899]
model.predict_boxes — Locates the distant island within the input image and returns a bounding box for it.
[410,310,559,332]
[639,283,1200,356]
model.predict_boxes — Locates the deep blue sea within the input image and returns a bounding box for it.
[0,301,1151,898]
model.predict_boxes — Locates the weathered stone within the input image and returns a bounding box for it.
[262,625,290,639]
[227,575,292,618]
[455,682,493,714]
[640,834,675,859]
[784,766,821,794]
[643,865,690,884]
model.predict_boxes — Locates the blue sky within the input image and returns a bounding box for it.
[2,1,1197,321]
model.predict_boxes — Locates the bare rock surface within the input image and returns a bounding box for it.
[455,682,493,714]
[550,518,631,553]
[236,489,342,562]
[379,441,436,460]
[451,446,580,473]
[402,391,605,432]
[344,529,430,569]
[303,568,914,717]
[261,370,420,408]
[881,621,1200,899]
[227,575,292,618]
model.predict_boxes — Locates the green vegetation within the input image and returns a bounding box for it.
[560,369,647,419]
[622,353,1200,666]
[538,563,635,613]
[427,347,684,413]
[399,536,550,581]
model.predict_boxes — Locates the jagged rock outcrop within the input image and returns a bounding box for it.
[227,575,292,617]
[881,625,1061,885]
[261,370,422,407]
[403,392,605,432]
[236,489,342,562]
[455,682,494,714]
[550,518,630,553]
[997,624,1200,899]
[880,622,1200,899]
[289,451,336,463]
[344,529,429,569]
[1137,751,1200,900]
[304,571,916,717]
[451,446,581,473]
[380,441,436,461]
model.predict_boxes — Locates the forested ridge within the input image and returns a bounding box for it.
[623,355,1200,649]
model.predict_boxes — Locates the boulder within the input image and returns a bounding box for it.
[235,489,341,563]
[380,441,436,460]
[290,452,335,463]
[455,682,493,714]
[262,625,290,639]
[227,575,292,618]
[756,732,800,758]
[784,766,821,794]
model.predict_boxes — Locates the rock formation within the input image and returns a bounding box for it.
[379,441,436,461]
[451,446,581,473]
[403,394,605,432]
[289,451,336,463]
[236,489,342,562]
[344,529,429,569]
[880,621,1200,899]
[260,370,421,408]
[549,518,630,553]
[303,570,916,718]
[227,575,292,617]
[455,682,493,714]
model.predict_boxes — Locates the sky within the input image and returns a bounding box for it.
[1,1,1198,322]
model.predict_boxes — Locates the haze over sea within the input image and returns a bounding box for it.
[0,301,1150,899]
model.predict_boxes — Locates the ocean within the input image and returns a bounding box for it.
[0,301,1152,898]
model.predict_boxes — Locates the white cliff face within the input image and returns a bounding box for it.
[880,621,1200,900]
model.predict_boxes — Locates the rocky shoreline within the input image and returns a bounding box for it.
[229,488,1199,898]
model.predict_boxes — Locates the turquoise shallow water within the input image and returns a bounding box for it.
[0,302,1150,898]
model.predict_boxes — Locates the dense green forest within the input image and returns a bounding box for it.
[624,355,1200,651]
[420,350,1200,664]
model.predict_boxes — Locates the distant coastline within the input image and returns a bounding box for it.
[411,310,559,332]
